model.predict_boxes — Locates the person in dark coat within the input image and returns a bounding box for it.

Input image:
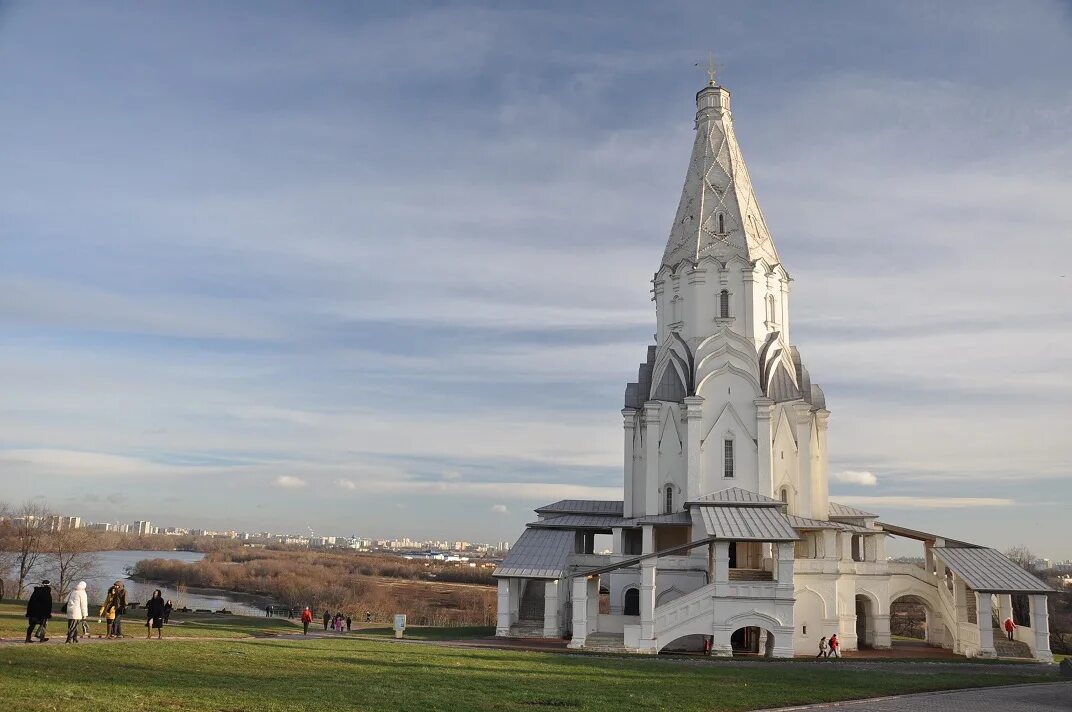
[24,579,53,643]
[145,590,166,639]
[322,610,330,631]
[345,615,352,632]
[163,600,173,624]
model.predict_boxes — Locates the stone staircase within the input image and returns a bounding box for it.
[509,620,546,638]
[992,629,1033,659]
[583,632,628,652]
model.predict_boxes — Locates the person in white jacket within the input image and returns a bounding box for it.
[65,581,89,643]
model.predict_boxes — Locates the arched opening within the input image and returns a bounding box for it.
[855,594,875,649]
[519,580,545,623]
[890,594,933,652]
[623,588,640,616]
[731,626,776,657]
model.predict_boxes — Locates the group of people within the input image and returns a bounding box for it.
[816,634,841,658]
[23,578,175,643]
[295,607,374,635]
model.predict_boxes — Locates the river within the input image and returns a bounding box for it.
[23,550,273,617]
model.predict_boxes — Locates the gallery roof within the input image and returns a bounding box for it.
[493,528,575,579]
[933,546,1053,594]
[696,505,799,541]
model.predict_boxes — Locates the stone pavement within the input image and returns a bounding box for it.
[755,681,1071,711]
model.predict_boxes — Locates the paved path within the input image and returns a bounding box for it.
[756,681,1072,711]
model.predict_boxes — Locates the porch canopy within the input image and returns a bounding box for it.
[932,546,1053,594]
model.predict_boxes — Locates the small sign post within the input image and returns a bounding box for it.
[393,613,407,639]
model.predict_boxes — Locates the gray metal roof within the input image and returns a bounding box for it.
[534,499,624,516]
[493,528,575,579]
[633,511,694,525]
[876,521,976,547]
[688,487,783,507]
[933,546,1053,594]
[697,505,800,541]
[828,501,877,518]
[786,514,841,530]
[529,514,632,529]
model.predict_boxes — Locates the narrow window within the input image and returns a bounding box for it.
[780,488,788,504]
[664,485,674,514]
[767,294,776,323]
[719,289,730,318]
[671,295,682,323]
[717,212,725,234]
[723,439,734,478]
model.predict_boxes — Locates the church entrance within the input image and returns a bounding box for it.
[730,627,775,657]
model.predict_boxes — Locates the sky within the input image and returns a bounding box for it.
[1,1,1070,558]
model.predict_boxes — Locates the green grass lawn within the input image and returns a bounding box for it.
[0,635,1057,712]
[0,600,300,640]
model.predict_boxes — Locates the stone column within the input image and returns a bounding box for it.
[543,579,560,638]
[510,578,521,625]
[874,533,887,566]
[711,623,733,657]
[496,578,512,636]
[643,402,662,516]
[683,396,705,501]
[873,611,892,649]
[622,409,637,518]
[568,577,588,649]
[976,592,996,658]
[1029,594,1053,662]
[754,397,774,498]
[586,576,600,636]
[792,403,814,517]
[639,560,657,648]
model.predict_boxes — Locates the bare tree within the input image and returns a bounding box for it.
[1005,546,1037,626]
[43,527,99,600]
[6,501,51,598]
[1004,546,1037,572]
[0,500,11,599]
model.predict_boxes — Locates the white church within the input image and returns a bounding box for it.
[493,77,1054,661]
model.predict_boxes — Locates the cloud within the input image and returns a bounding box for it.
[832,470,878,486]
[491,504,509,515]
[835,496,1014,510]
[336,479,358,491]
[273,476,307,489]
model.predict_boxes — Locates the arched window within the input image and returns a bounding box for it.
[671,295,682,323]
[780,488,788,504]
[664,484,674,514]
[623,588,640,616]
[766,294,777,323]
[719,289,730,318]
[717,212,725,234]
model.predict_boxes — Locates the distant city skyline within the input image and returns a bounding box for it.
[1,2,1070,558]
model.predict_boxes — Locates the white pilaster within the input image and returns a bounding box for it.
[639,560,657,648]
[754,397,774,499]
[812,410,830,518]
[643,402,661,516]
[622,409,637,518]
[683,396,704,501]
[792,403,814,518]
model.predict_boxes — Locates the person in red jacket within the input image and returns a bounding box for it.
[1004,617,1016,641]
[300,607,313,635]
[828,633,840,659]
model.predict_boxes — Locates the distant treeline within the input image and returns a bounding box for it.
[132,549,496,626]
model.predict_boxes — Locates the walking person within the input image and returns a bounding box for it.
[24,579,53,643]
[322,610,330,631]
[300,607,313,635]
[65,581,89,643]
[345,615,352,632]
[145,590,166,639]
[163,600,173,624]
[365,610,372,623]
[1003,617,1015,641]
[816,636,828,659]
[265,605,272,618]
[828,633,840,659]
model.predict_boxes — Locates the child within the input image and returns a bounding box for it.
[101,601,118,638]
[816,636,828,658]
